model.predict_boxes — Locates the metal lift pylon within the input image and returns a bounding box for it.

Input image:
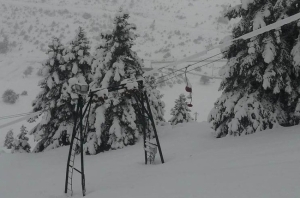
[132,81,164,164]
[65,93,94,197]
[64,79,164,196]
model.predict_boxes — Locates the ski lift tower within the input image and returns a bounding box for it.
[64,79,164,197]
[65,83,91,197]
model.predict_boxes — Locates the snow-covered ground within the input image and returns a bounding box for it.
[1,0,300,197]
[1,122,300,198]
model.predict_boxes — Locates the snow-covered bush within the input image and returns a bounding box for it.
[21,90,28,96]
[82,13,92,19]
[0,35,9,54]
[36,68,44,76]
[23,66,33,77]
[2,89,19,104]
[3,129,14,149]
[169,94,193,125]
[200,75,210,85]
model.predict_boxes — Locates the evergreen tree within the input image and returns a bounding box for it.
[169,94,193,125]
[3,129,14,149]
[86,10,165,154]
[208,0,300,137]
[31,28,92,152]
[87,10,143,153]
[12,125,31,153]
[31,37,71,152]
[64,26,92,89]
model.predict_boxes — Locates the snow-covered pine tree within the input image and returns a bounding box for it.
[64,26,92,91]
[86,10,165,154]
[87,10,143,153]
[12,125,31,153]
[31,37,72,152]
[62,26,92,152]
[208,0,300,138]
[286,1,300,117]
[3,129,14,149]
[31,28,92,152]
[169,94,193,125]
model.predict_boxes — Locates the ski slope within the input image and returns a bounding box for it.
[1,122,300,198]
[1,0,300,197]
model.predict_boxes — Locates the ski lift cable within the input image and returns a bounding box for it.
[0,87,131,122]
[0,95,118,122]
[0,112,35,120]
[153,24,296,86]
[153,25,286,83]
[0,111,41,130]
[154,51,224,81]
[149,51,223,74]
[154,27,292,86]
[144,12,300,77]
[154,56,225,86]
[0,112,41,121]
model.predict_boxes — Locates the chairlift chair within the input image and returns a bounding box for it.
[184,68,193,107]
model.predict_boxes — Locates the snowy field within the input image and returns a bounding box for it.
[1,122,300,198]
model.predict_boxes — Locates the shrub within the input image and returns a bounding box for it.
[0,36,9,54]
[200,75,210,84]
[21,91,28,96]
[36,68,44,76]
[23,66,33,77]
[82,13,92,19]
[2,89,19,104]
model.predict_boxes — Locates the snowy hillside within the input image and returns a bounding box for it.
[0,0,238,60]
[1,122,300,198]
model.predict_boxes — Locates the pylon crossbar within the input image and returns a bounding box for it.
[69,165,82,174]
